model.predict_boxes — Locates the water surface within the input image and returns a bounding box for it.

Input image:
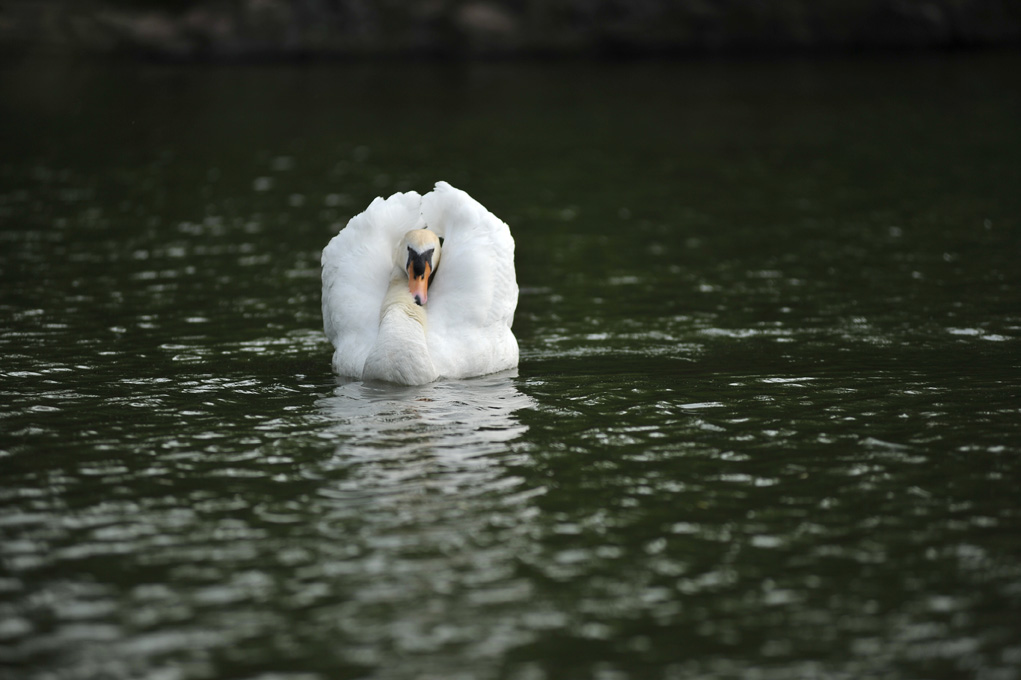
[1,54,1020,679]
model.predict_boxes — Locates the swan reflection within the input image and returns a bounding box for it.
[316,370,533,462]
[313,371,536,539]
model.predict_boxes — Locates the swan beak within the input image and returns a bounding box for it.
[408,261,431,306]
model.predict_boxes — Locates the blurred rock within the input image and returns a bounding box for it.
[455,2,520,52]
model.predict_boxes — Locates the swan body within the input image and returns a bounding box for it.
[322,181,518,385]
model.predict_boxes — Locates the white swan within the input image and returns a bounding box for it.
[321,181,519,385]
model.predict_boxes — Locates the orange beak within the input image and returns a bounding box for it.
[408,261,431,306]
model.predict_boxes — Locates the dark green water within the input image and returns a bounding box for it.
[2,54,1020,680]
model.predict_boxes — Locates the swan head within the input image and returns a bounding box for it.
[398,229,442,306]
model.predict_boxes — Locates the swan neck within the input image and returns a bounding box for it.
[360,276,436,384]
[381,277,427,330]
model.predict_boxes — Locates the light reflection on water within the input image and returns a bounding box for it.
[317,372,532,460]
[1,55,1020,680]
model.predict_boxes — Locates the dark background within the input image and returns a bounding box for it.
[3,0,1020,60]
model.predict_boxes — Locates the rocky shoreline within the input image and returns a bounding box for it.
[3,0,1019,60]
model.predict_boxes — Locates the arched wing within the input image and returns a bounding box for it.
[321,190,425,377]
[421,182,519,378]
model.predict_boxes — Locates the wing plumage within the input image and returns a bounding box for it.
[421,182,519,378]
[321,181,518,381]
[321,190,424,377]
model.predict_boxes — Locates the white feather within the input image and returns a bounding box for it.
[321,182,518,384]
[321,190,425,378]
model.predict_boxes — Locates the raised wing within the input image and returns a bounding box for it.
[421,182,519,378]
[321,190,425,377]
